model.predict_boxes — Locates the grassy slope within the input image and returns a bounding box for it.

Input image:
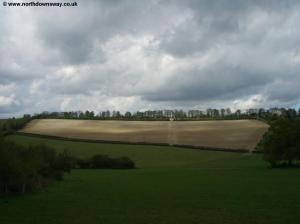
[1,135,300,224]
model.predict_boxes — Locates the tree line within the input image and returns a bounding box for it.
[30,107,300,121]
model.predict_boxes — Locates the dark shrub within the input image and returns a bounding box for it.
[0,139,71,197]
[76,154,136,169]
[77,159,91,169]
[258,118,300,167]
[90,155,112,168]
[114,156,136,169]
[56,150,76,173]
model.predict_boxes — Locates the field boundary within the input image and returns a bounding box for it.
[15,132,253,153]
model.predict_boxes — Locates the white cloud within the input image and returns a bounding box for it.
[0,96,16,107]
[232,95,265,111]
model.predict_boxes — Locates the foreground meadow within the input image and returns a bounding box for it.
[1,135,300,224]
[20,119,268,150]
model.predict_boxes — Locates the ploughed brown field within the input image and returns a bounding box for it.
[20,119,269,151]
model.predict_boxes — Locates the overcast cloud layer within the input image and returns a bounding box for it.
[1,0,300,117]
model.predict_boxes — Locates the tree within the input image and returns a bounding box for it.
[259,119,300,167]
[84,110,95,119]
[85,110,90,118]
[235,109,241,119]
[0,139,72,196]
[220,109,225,117]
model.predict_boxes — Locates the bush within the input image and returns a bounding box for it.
[0,140,72,196]
[258,118,300,167]
[77,159,91,169]
[56,150,76,173]
[90,155,112,168]
[113,156,135,169]
[0,138,135,197]
[76,154,135,169]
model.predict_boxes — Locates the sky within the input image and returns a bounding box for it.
[1,0,300,117]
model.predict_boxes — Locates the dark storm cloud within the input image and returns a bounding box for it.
[34,0,159,64]
[0,0,300,117]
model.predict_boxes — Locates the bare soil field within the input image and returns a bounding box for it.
[20,119,269,151]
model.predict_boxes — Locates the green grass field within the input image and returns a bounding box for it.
[1,135,300,224]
